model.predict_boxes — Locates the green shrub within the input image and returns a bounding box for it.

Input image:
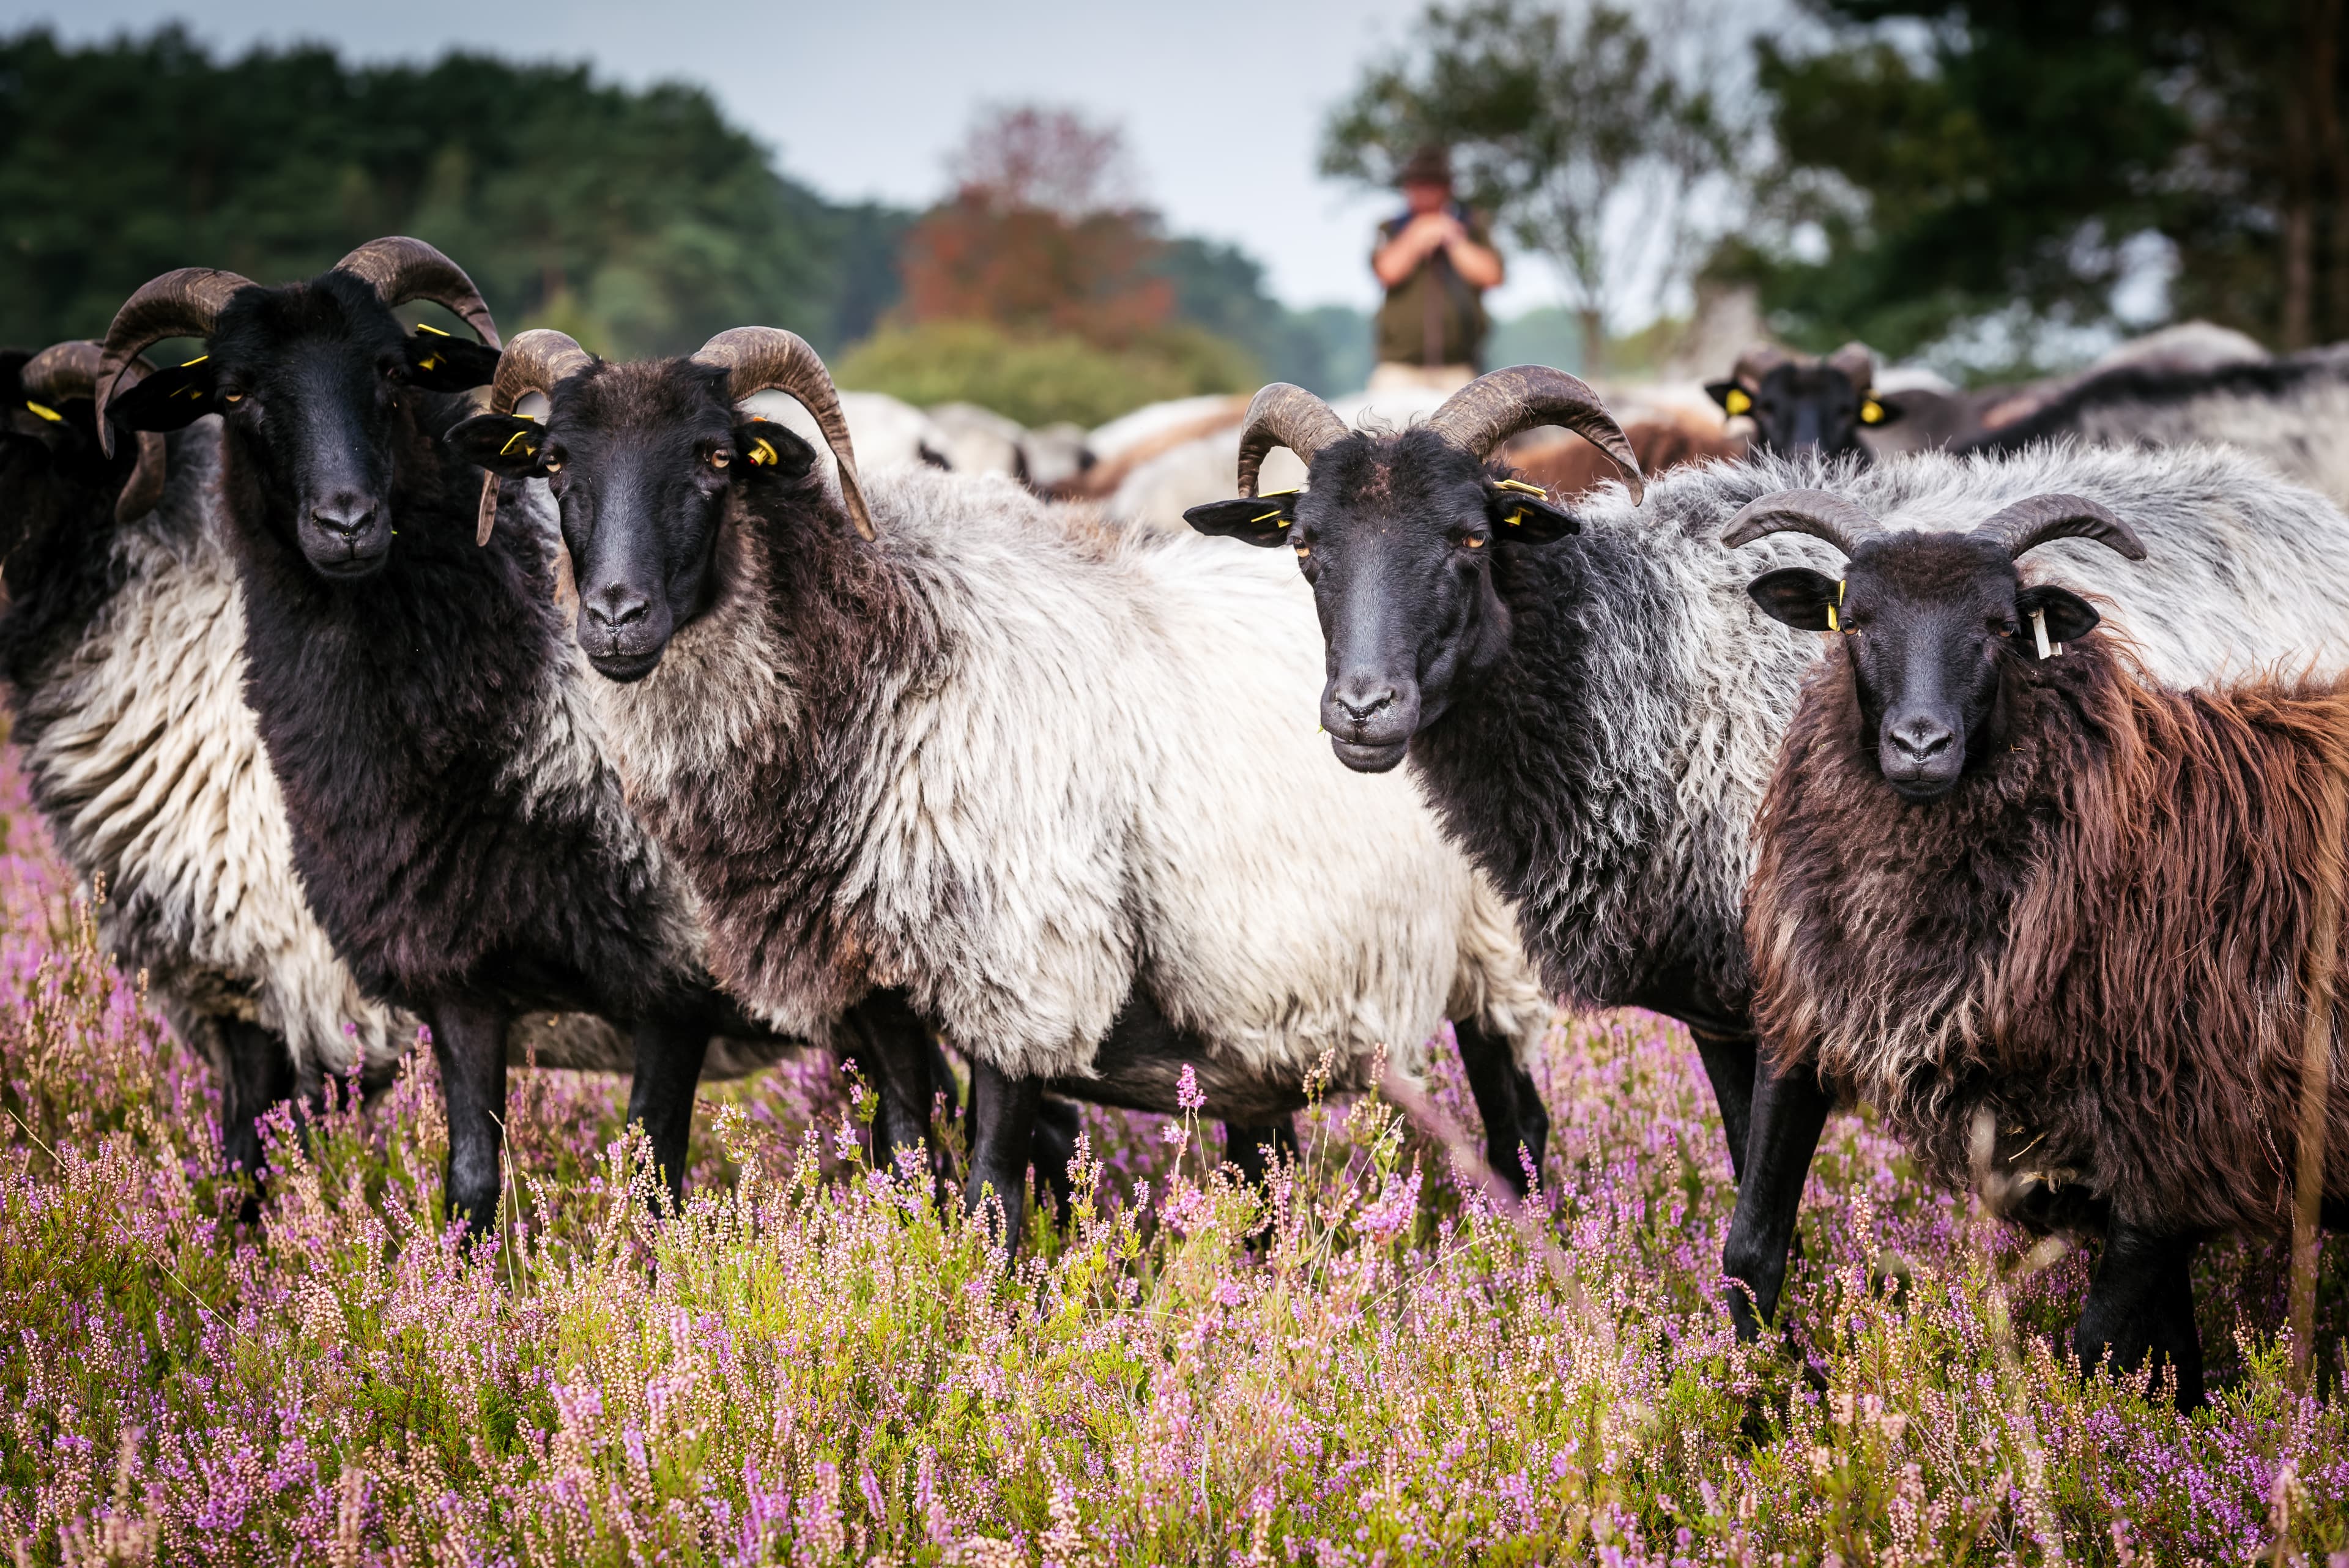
[834,318,1260,428]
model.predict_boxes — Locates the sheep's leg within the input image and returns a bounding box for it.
[964,1058,1040,1250]
[1452,1018,1550,1195]
[1032,1096,1081,1221]
[834,989,948,1175]
[2076,1221,2205,1411]
[1720,1053,1833,1340]
[1688,1024,1758,1182]
[1225,1120,1298,1187]
[624,1009,711,1209]
[425,997,509,1238]
[219,1016,297,1181]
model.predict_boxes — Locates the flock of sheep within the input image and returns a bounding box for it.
[9,236,2349,1419]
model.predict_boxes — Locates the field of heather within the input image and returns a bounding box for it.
[1,745,2347,1568]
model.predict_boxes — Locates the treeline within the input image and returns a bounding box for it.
[0,27,1360,398]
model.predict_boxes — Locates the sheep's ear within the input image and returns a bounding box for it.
[445,414,547,478]
[1858,392,1904,429]
[106,358,218,433]
[1484,478,1579,542]
[1705,378,1753,417]
[2015,583,2099,644]
[1747,567,1842,632]
[405,328,502,393]
[1185,491,1298,547]
[731,418,817,481]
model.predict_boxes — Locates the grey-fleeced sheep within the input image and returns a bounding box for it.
[446,327,1557,1237]
[1184,369,2349,1338]
[1964,346,2349,511]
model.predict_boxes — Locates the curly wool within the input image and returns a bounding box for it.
[1749,631,2349,1236]
[590,459,1549,1115]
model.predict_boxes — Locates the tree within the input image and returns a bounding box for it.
[897,106,1174,347]
[1730,0,2349,367]
[1321,0,1739,371]
[0,26,896,356]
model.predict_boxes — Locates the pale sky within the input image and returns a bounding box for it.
[2,0,1598,314]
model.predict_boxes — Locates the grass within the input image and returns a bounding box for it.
[1,743,2347,1566]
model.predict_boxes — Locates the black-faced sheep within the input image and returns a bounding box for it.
[91,240,871,1232]
[1705,343,1902,461]
[445,327,1556,1239]
[1182,374,2349,1339]
[1732,486,2349,1410]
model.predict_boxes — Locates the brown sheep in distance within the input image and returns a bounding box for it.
[1731,486,2349,1412]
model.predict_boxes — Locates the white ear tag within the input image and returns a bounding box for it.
[2030,608,2057,660]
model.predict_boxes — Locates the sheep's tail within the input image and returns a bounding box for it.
[1447,873,1554,1066]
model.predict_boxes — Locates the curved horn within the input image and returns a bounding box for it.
[475,328,595,546]
[93,267,254,457]
[1425,365,1644,503]
[1234,383,1348,500]
[690,326,873,541]
[1824,340,1876,389]
[333,236,502,349]
[1729,343,1795,388]
[1722,488,1885,557]
[1970,493,2147,562]
[24,341,169,524]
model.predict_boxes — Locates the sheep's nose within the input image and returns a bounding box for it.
[1330,680,1396,724]
[1887,715,1954,764]
[585,586,650,631]
[310,495,377,540]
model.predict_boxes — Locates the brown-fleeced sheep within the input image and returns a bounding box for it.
[1731,486,2349,1412]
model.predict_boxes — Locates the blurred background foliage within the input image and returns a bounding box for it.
[7,2,2344,411]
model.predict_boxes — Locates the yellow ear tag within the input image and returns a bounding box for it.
[1506,510,1527,526]
[179,354,209,368]
[1860,398,1884,425]
[497,429,538,459]
[1250,509,1285,524]
[749,437,779,467]
[414,323,450,338]
[1494,478,1548,497]
[1828,578,1846,632]
[417,354,441,371]
[23,401,62,423]
[1257,486,1304,499]
[1723,387,1752,416]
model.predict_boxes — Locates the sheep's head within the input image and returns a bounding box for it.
[0,341,170,538]
[96,238,503,578]
[1182,370,1642,773]
[447,325,867,683]
[1728,490,2146,800]
[1706,343,1899,461]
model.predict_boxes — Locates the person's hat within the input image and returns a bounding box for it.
[1397,145,1453,187]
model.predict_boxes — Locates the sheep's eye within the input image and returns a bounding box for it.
[223,392,243,404]
[707,449,731,470]
[542,459,563,474]
[1460,533,1486,550]
[1294,543,1311,560]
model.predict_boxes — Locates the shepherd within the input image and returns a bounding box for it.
[1368,144,1506,395]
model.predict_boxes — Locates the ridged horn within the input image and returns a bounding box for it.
[333,236,502,350]
[93,267,255,457]
[1425,365,1644,503]
[1729,343,1794,389]
[689,326,873,541]
[1824,340,1876,390]
[1722,488,1885,557]
[1234,383,1348,500]
[1970,493,2147,562]
[24,340,169,524]
[475,329,595,546]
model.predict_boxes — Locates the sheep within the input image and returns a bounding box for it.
[1705,342,1902,460]
[443,326,1557,1238]
[1729,486,2349,1410]
[926,401,1029,480]
[1180,371,2349,1340]
[1961,345,2349,512]
[87,240,905,1233]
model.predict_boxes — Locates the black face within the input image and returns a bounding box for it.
[1746,533,2101,800]
[448,360,820,682]
[0,371,120,562]
[1707,364,1898,459]
[1186,426,1582,773]
[106,272,499,579]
